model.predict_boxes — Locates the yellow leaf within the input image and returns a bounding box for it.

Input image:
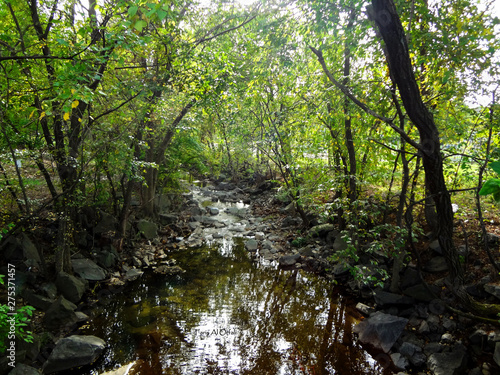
[39,112,46,120]
[71,89,76,94]
[63,112,70,121]
[29,109,36,119]
[71,100,79,108]
[78,118,82,122]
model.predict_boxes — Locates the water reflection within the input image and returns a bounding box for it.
[82,239,391,375]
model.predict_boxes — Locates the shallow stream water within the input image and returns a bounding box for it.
[79,187,393,374]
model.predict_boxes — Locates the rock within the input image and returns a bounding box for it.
[403,284,440,302]
[245,239,258,252]
[310,224,336,237]
[43,296,78,330]
[279,253,301,267]
[55,272,86,303]
[484,283,500,300]
[95,250,118,269]
[373,290,414,306]
[93,211,117,234]
[427,347,467,375]
[424,256,448,273]
[124,268,143,281]
[207,207,219,216]
[429,239,442,254]
[72,258,107,281]
[399,342,421,357]
[410,352,427,367]
[255,232,265,240]
[332,236,348,251]
[137,220,158,240]
[355,302,375,316]
[281,202,296,215]
[8,363,41,374]
[400,267,420,289]
[22,288,54,311]
[42,335,106,374]
[281,216,301,228]
[20,233,41,267]
[159,213,178,225]
[487,233,500,247]
[353,311,408,352]
[469,329,488,346]
[153,265,185,275]
[391,353,409,370]
[494,342,500,367]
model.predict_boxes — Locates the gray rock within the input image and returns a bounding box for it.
[429,239,442,254]
[353,311,408,352]
[410,352,427,367]
[22,288,54,311]
[484,283,500,300]
[245,239,258,252]
[124,268,143,280]
[43,296,78,330]
[159,213,178,225]
[424,342,443,356]
[403,284,439,302]
[279,253,301,267]
[56,272,86,303]
[355,302,375,316]
[8,363,41,375]
[494,342,500,367]
[310,224,336,237]
[391,353,409,370]
[72,258,107,281]
[469,329,488,346]
[96,250,118,269]
[281,216,301,228]
[93,212,117,234]
[399,342,421,357]
[400,267,420,289]
[137,220,158,240]
[21,233,41,266]
[42,335,106,374]
[427,347,467,375]
[424,257,448,273]
[487,233,500,246]
[332,236,348,251]
[207,207,219,216]
[374,290,414,306]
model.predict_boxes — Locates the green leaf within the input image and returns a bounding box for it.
[479,179,500,196]
[56,38,69,46]
[489,161,500,175]
[128,6,138,17]
[134,20,147,32]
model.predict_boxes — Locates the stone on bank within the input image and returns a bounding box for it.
[42,335,106,374]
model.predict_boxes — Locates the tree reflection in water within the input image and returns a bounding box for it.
[82,239,391,375]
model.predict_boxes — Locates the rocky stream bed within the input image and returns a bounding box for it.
[2,179,500,374]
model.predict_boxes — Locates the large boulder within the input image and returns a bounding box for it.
[72,258,107,281]
[43,296,78,330]
[42,335,106,374]
[353,311,408,352]
[55,272,86,303]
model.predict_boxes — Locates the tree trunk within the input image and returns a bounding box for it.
[370,0,464,286]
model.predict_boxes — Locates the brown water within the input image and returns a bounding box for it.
[81,238,393,375]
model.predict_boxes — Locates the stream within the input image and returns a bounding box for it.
[79,185,393,375]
